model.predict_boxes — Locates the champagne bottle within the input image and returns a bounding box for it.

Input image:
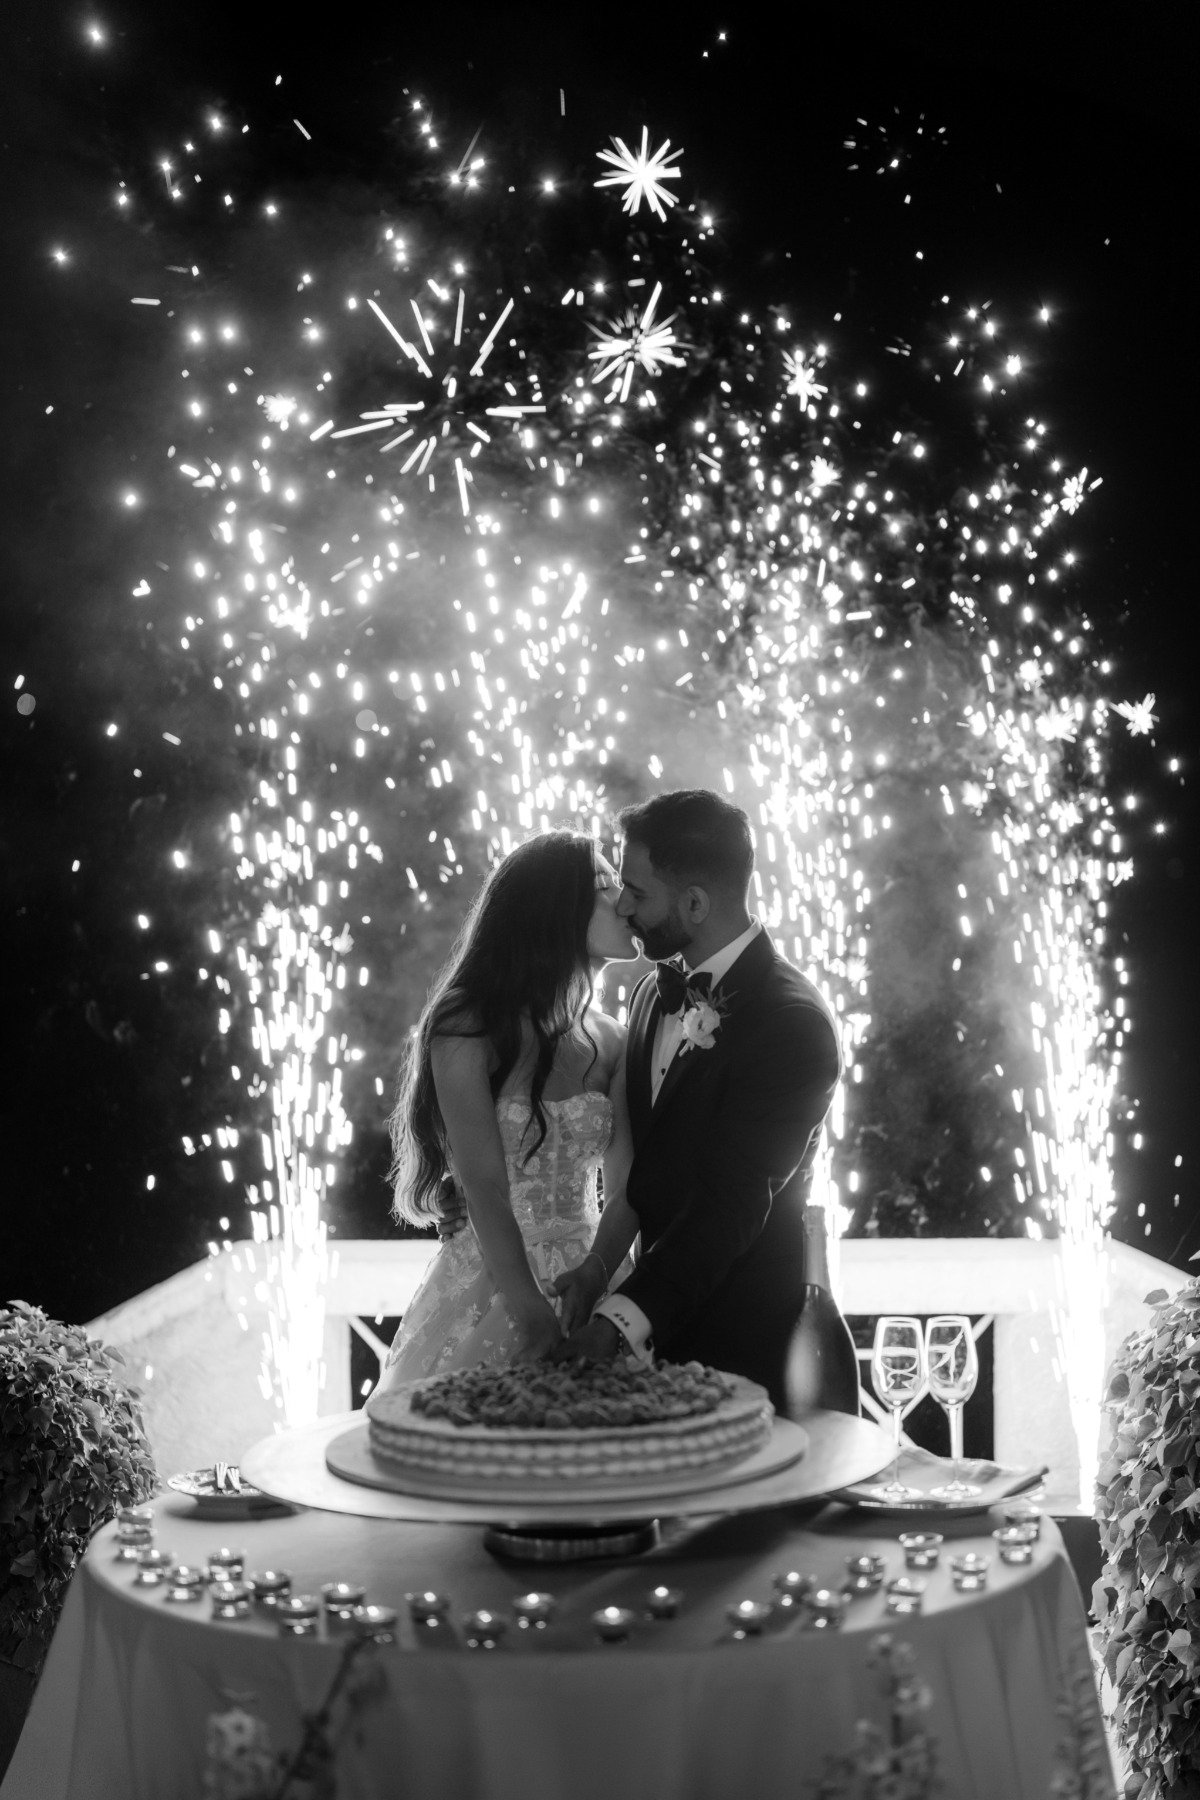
[786,1205,862,1417]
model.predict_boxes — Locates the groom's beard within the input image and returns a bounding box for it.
[634,903,692,963]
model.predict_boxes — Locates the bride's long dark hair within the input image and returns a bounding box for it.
[388,830,601,1226]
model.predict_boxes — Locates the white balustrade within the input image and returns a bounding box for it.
[86,1236,1188,1512]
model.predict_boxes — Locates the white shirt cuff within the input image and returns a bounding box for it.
[593,1296,655,1362]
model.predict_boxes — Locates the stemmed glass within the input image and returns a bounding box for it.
[925,1315,981,1499]
[869,1317,926,1502]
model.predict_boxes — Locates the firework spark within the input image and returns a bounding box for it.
[1112,694,1157,737]
[587,281,686,401]
[783,347,828,410]
[327,287,546,512]
[595,126,683,220]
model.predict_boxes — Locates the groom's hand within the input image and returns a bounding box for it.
[550,1259,608,1335]
[550,1317,622,1364]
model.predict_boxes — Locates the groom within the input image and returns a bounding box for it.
[555,788,844,1414]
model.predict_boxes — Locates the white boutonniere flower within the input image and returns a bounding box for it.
[678,988,728,1053]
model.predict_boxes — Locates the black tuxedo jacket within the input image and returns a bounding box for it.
[616,930,841,1412]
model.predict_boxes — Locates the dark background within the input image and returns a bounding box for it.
[2,1,1195,1321]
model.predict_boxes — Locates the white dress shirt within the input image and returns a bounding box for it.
[649,918,760,1103]
[594,919,762,1359]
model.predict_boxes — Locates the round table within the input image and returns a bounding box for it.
[2,1419,1115,1800]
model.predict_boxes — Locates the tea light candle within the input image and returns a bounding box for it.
[951,1552,990,1592]
[646,1585,683,1619]
[352,1604,398,1644]
[248,1570,292,1608]
[726,1599,772,1636]
[592,1605,637,1643]
[992,1526,1036,1566]
[512,1592,556,1629]
[885,1576,926,1616]
[133,1548,172,1587]
[406,1591,450,1624]
[115,1531,155,1564]
[277,1594,321,1637]
[115,1507,156,1560]
[898,1531,944,1570]
[164,1564,206,1604]
[1002,1502,1043,1539]
[803,1588,848,1630]
[321,1581,366,1623]
[210,1580,251,1621]
[843,1552,887,1594]
[117,1504,156,1532]
[771,1570,814,1606]
[464,1610,506,1648]
[207,1547,246,1583]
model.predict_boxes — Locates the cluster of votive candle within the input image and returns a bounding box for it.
[115,1508,397,1641]
[406,1586,686,1646]
[716,1504,1042,1634]
[116,1498,1041,1648]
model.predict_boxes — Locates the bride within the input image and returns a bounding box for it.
[375,830,640,1390]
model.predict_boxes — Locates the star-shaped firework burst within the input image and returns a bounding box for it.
[784,348,828,410]
[325,284,545,514]
[1060,468,1099,515]
[594,126,683,221]
[261,393,299,427]
[1111,694,1157,737]
[587,281,686,402]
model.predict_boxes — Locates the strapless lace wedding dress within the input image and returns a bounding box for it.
[377,1090,616,1390]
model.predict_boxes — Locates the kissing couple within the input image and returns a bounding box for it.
[376,787,850,1417]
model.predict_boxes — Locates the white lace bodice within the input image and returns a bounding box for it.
[380,1088,616,1387]
[494,1090,614,1245]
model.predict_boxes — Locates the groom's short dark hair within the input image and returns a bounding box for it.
[617,789,754,896]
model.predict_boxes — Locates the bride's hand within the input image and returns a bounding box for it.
[434,1175,469,1242]
[509,1294,564,1361]
[551,1256,609,1336]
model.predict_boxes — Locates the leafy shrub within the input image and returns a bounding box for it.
[1093,1280,1200,1799]
[1,1301,157,1674]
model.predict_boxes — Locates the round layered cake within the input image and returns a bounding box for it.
[365,1360,773,1489]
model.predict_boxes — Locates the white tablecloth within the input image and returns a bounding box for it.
[4,1487,1114,1799]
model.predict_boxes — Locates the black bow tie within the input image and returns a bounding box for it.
[655,962,712,1015]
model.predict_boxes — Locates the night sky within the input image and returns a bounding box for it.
[2,1,1195,1322]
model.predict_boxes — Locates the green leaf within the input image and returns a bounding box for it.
[0,1303,156,1668]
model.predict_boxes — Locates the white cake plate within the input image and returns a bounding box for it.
[326,1412,807,1507]
[241,1409,893,1529]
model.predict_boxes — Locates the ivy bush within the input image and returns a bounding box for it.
[1093,1279,1200,1799]
[1,1302,157,1674]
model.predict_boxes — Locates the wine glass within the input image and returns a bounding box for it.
[868,1317,926,1502]
[925,1315,981,1499]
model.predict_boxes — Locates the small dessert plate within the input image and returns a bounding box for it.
[167,1466,294,1519]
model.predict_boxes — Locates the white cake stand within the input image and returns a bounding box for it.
[241,1410,892,1560]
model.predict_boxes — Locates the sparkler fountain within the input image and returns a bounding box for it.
[94,74,1150,1486]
